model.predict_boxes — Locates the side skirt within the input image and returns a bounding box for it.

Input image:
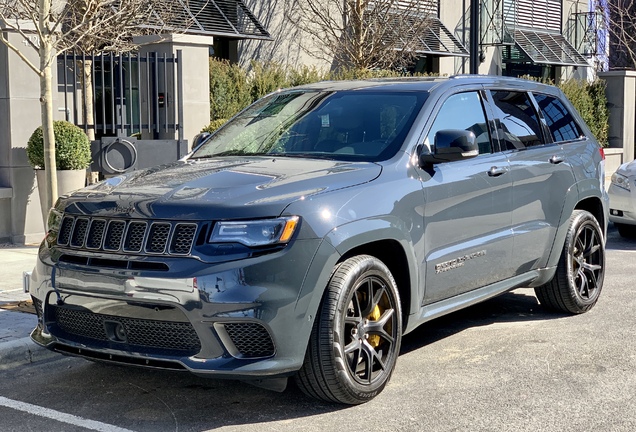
[404,268,553,334]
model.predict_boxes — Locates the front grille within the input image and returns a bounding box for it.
[32,297,43,319]
[53,306,201,354]
[56,215,197,257]
[223,323,275,358]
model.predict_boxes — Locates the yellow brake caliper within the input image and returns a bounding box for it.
[367,304,382,347]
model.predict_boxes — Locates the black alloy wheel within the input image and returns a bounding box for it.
[295,255,402,404]
[535,210,605,314]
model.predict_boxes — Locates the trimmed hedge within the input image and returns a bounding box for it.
[27,121,92,170]
[559,79,608,147]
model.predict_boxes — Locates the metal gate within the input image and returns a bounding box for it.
[58,51,184,142]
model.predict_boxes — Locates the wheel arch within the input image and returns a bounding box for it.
[338,239,413,332]
[574,196,606,237]
[546,193,607,270]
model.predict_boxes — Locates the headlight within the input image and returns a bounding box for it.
[611,172,631,191]
[210,216,300,247]
[47,208,63,232]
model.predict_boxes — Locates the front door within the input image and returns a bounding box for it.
[419,91,515,305]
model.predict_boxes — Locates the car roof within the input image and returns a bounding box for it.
[290,75,561,95]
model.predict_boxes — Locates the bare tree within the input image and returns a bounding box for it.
[0,0,179,217]
[286,0,436,70]
[601,0,636,69]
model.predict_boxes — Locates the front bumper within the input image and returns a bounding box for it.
[29,238,335,378]
[608,182,636,226]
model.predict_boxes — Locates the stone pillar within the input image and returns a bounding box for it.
[598,70,636,163]
[133,34,212,148]
[0,24,61,243]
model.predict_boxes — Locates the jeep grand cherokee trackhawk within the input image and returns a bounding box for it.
[29,76,608,404]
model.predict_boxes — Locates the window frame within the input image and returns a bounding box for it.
[420,87,499,157]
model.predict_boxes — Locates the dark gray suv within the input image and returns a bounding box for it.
[29,76,608,404]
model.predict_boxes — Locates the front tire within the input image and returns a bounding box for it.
[295,255,402,404]
[535,210,605,314]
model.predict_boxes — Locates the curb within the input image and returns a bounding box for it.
[0,335,58,370]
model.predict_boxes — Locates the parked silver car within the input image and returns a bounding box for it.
[29,76,608,404]
[609,160,636,237]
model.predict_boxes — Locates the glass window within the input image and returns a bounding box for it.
[191,90,427,162]
[491,91,544,150]
[426,92,492,155]
[534,93,583,142]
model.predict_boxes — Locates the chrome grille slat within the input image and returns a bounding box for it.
[70,218,89,247]
[123,221,147,252]
[146,223,171,254]
[55,215,197,257]
[86,219,106,249]
[104,220,126,251]
[171,223,197,255]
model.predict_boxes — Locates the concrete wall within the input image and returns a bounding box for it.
[238,0,328,71]
[0,27,63,244]
[598,70,636,165]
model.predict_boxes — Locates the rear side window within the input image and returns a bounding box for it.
[491,91,544,150]
[533,93,583,142]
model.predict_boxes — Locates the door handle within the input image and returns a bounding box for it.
[549,155,565,164]
[488,166,508,177]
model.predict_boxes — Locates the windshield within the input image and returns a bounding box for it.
[191,89,428,162]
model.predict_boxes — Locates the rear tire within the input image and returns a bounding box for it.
[535,210,605,314]
[615,223,636,238]
[295,255,402,404]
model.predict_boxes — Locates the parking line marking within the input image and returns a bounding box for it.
[0,396,136,432]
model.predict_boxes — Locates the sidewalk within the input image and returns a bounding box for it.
[0,244,56,368]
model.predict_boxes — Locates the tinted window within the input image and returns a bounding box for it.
[534,93,583,142]
[491,91,544,150]
[426,92,492,154]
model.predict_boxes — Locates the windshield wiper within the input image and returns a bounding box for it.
[273,152,337,160]
[194,150,263,159]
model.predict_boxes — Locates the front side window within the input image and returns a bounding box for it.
[534,93,583,142]
[491,91,544,150]
[191,90,427,162]
[425,91,492,154]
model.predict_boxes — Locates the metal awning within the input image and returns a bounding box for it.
[142,0,271,40]
[394,16,469,57]
[510,29,588,67]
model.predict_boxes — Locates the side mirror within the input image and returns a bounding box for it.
[192,132,211,151]
[419,129,479,165]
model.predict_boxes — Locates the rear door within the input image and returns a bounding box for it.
[419,89,515,305]
[488,89,576,272]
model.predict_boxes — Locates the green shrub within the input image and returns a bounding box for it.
[201,118,229,134]
[327,68,403,80]
[249,61,290,101]
[27,121,91,170]
[559,79,609,147]
[288,65,327,87]
[209,59,251,121]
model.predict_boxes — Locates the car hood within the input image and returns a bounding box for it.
[617,160,636,178]
[62,157,381,219]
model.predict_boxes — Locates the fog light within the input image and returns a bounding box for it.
[104,320,128,343]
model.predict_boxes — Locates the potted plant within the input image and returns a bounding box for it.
[27,120,92,224]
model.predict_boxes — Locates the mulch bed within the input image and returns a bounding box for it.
[0,300,36,314]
